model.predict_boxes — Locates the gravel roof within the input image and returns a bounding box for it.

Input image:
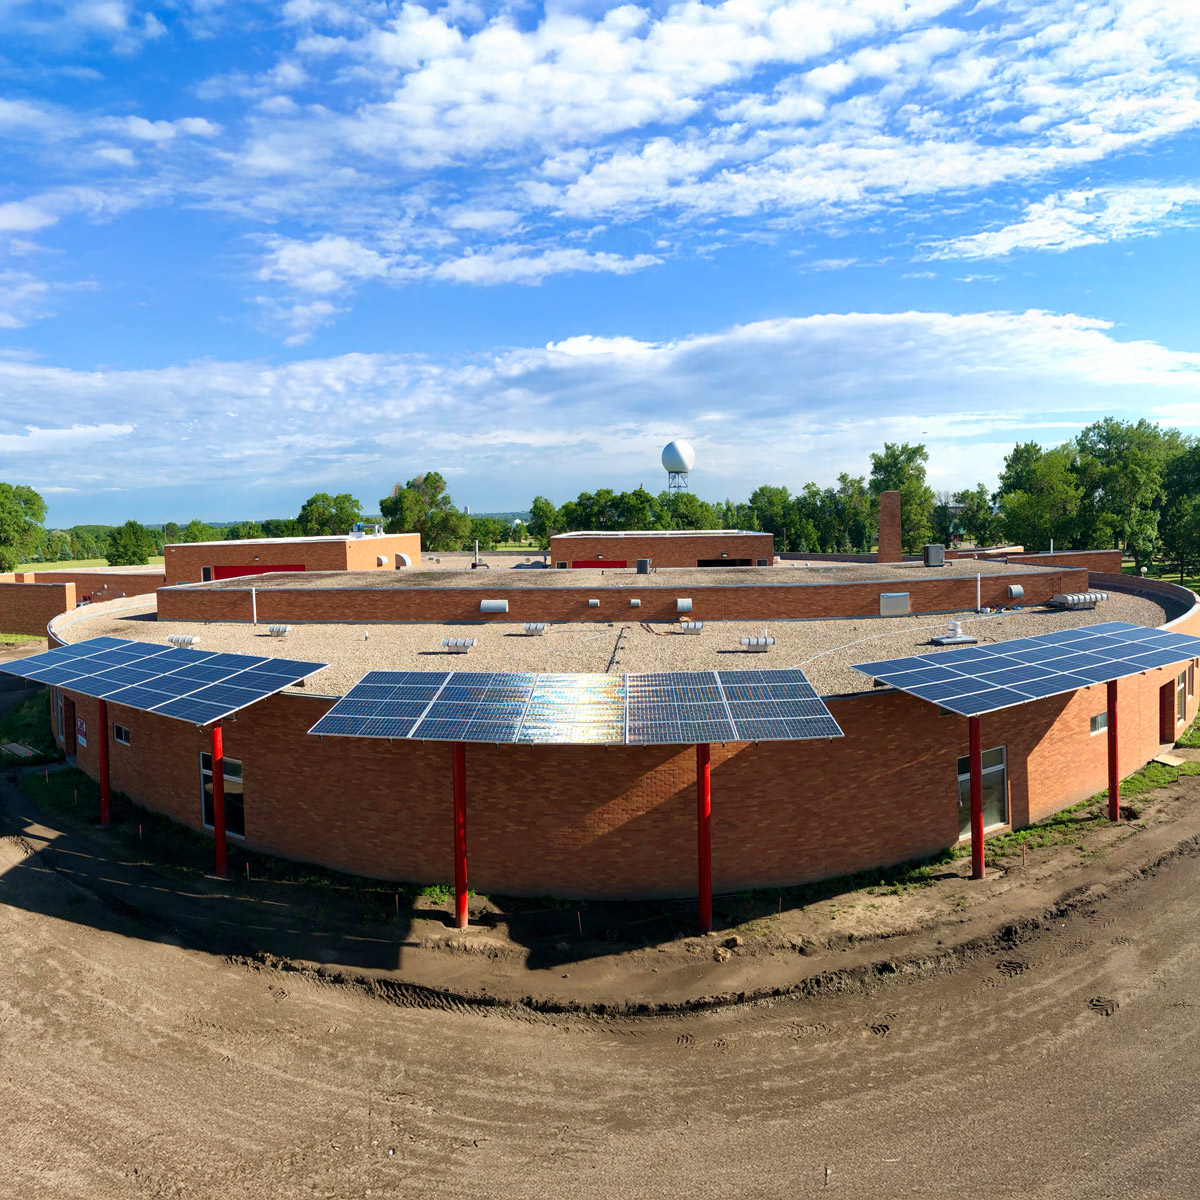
[59,591,1174,700]
[185,555,1049,592]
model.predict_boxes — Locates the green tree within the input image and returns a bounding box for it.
[954,484,1002,546]
[297,492,362,537]
[998,445,1082,551]
[181,518,220,543]
[261,518,303,539]
[1162,446,1200,580]
[526,496,558,549]
[930,491,956,546]
[747,484,796,551]
[381,472,470,552]
[161,521,181,544]
[225,521,266,541]
[466,515,507,551]
[0,483,46,571]
[869,443,935,553]
[993,441,1044,501]
[106,519,155,566]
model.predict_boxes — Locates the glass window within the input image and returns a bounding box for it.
[957,745,1008,837]
[1178,671,1188,725]
[114,724,131,746]
[199,752,244,838]
[1090,712,1107,735]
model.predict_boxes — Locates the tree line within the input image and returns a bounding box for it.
[1,417,1196,575]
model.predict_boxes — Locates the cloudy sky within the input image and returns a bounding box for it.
[4,0,1200,525]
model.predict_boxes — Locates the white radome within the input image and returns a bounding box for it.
[661,439,696,473]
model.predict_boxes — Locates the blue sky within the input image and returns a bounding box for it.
[3,0,1200,527]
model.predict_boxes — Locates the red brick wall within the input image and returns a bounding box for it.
[157,566,1088,625]
[1002,550,1123,573]
[549,532,775,568]
[0,581,74,636]
[30,571,164,600]
[54,610,1200,898]
[164,535,421,586]
[877,491,902,563]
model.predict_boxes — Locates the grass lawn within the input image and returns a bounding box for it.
[1122,557,1199,591]
[0,633,48,644]
[0,693,63,762]
[16,556,165,571]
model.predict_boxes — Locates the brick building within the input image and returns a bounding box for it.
[549,529,775,569]
[163,531,421,585]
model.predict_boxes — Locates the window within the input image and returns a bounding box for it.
[114,724,131,747]
[55,689,63,741]
[956,745,1008,837]
[1090,712,1108,735]
[1190,661,1196,699]
[1178,671,1188,726]
[201,566,213,582]
[199,751,244,837]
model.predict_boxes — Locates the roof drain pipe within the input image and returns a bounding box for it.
[251,586,257,625]
[976,572,981,614]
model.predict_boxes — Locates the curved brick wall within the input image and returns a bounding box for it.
[157,565,1089,626]
[49,596,1200,900]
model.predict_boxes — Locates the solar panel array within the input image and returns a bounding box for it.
[1,636,327,726]
[310,667,843,745]
[852,621,1200,718]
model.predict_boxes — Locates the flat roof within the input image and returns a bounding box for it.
[551,529,767,538]
[176,557,1046,592]
[56,590,1176,701]
[164,533,408,549]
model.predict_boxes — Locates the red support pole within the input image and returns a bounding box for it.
[452,741,468,930]
[210,723,227,878]
[696,743,712,933]
[97,697,111,827]
[969,716,985,881]
[1107,678,1120,822]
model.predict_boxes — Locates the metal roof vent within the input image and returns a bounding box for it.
[741,636,774,653]
[678,621,704,635]
[267,624,291,638]
[523,622,547,636]
[676,598,693,614]
[1050,591,1108,610]
[480,598,509,613]
[167,634,200,648]
[931,620,977,646]
[588,599,600,608]
[442,637,476,654]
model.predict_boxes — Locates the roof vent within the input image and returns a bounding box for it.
[442,637,476,654]
[676,598,693,614]
[1050,591,1108,610]
[167,634,200,648]
[678,621,704,635]
[740,636,775,653]
[267,624,291,638]
[931,620,977,646]
[523,622,547,636]
[480,598,508,613]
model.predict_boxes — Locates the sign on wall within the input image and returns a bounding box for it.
[76,716,87,749]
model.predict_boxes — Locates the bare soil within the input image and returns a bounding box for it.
[3,761,1200,1195]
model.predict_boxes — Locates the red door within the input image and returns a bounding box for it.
[211,563,306,580]
[1160,681,1175,743]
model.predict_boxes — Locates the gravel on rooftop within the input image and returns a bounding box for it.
[59,591,1172,699]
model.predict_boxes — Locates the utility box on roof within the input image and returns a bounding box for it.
[880,592,910,617]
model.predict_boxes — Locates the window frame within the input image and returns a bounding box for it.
[1177,670,1188,726]
[956,744,1009,835]
[1089,712,1108,736]
[113,723,131,747]
[199,751,245,838]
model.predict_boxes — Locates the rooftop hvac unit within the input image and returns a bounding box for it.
[1050,591,1108,610]
[523,622,547,636]
[480,598,509,613]
[879,592,910,617]
[676,598,693,614]
[636,558,650,574]
[923,543,946,567]
[442,637,476,654]
[267,624,291,637]
[167,634,200,648]
[678,621,704,635]
[741,636,775,653]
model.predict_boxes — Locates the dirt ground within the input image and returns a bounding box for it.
[3,768,1200,1197]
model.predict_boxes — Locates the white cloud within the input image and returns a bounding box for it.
[432,246,660,285]
[0,270,51,328]
[0,202,59,233]
[258,234,394,294]
[927,184,1200,258]
[0,422,134,453]
[5,309,1200,514]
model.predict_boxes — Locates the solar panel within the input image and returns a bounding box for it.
[310,668,843,745]
[0,637,327,726]
[853,621,1200,717]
